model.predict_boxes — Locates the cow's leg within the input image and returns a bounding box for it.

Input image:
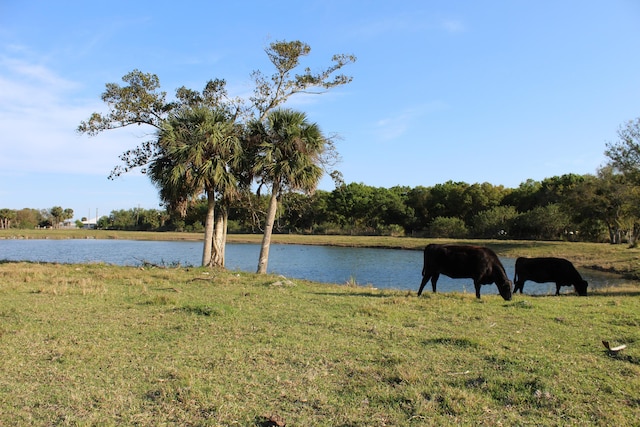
[431,272,440,293]
[418,273,432,296]
[513,279,524,294]
[474,281,482,299]
[555,283,561,295]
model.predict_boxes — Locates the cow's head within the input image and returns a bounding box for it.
[575,280,588,296]
[498,279,513,301]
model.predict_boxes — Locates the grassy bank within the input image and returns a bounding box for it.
[3,229,640,279]
[0,262,638,425]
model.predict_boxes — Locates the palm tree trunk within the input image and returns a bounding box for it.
[211,206,227,267]
[221,210,228,261]
[202,189,215,267]
[257,186,279,273]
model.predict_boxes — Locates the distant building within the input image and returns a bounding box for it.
[81,217,98,229]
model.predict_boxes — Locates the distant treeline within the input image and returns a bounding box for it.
[2,172,638,244]
[0,206,74,230]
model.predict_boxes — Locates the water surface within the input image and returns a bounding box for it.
[0,239,625,295]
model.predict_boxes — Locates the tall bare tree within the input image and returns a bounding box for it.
[250,40,356,121]
[605,118,640,178]
[245,41,354,273]
[603,118,640,246]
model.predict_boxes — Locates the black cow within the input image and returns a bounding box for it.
[513,257,588,296]
[418,244,513,300]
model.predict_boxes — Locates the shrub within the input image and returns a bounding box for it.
[428,216,468,238]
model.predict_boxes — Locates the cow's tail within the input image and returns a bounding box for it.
[421,249,427,276]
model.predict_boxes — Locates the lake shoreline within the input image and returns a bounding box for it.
[2,229,640,280]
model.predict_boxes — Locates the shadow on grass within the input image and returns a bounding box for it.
[512,289,640,298]
[423,337,480,348]
[310,290,409,298]
[605,351,640,366]
[589,289,640,297]
[254,415,286,427]
[0,259,52,265]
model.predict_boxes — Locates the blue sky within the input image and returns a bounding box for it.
[1,1,639,220]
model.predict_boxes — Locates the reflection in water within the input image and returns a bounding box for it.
[0,239,626,295]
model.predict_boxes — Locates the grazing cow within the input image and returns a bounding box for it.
[513,257,588,296]
[418,244,513,300]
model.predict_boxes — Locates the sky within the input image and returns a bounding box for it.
[1,1,639,220]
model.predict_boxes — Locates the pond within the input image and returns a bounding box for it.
[0,239,626,295]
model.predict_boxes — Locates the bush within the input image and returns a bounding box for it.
[510,204,569,240]
[377,224,405,237]
[427,216,468,238]
[470,205,518,238]
[185,222,204,233]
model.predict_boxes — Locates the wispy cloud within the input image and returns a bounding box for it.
[349,16,417,39]
[0,52,145,176]
[373,101,448,142]
[346,11,466,40]
[441,19,466,33]
[5,58,73,87]
[0,56,78,106]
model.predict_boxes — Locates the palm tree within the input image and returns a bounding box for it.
[249,109,326,273]
[149,106,241,267]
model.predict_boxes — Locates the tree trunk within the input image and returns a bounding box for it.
[222,211,228,261]
[606,220,621,244]
[629,222,640,248]
[611,228,622,244]
[201,189,216,267]
[211,206,227,267]
[257,186,279,274]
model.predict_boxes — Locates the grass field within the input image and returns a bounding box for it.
[0,258,639,425]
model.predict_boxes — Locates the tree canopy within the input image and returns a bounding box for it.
[78,40,356,268]
[605,118,640,178]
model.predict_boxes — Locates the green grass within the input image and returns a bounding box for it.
[0,262,639,426]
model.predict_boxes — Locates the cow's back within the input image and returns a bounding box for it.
[516,257,581,283]
[476,247,509,285]
[421,244,512,300]
[424,244,503,281]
